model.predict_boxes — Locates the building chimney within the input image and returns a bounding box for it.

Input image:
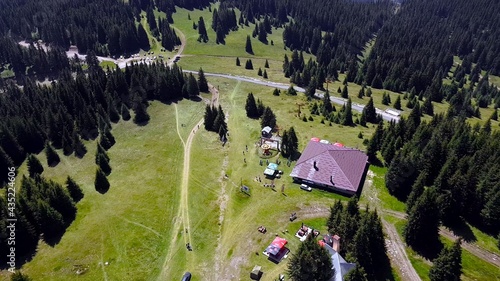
[313,161,318,170]
[332,235,341,252]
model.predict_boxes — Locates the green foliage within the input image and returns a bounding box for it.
[198,68,209,93]
[133,101,150,125]
[281,127,299,159]
[363,98,377,123]
[11,271,32,281]
[27,154,43,178]
[245,93,259,118]
[272,88,280,96]
[95,168,110,194]
[287,234,333,281]
[422,97,434,116]
[44,142,60,167]
[245,35,253,54]
[404,188,441,256]
[344,264,368,281]
[197,16,209,42]
[341,85,349,98]
[394,95,402,110]
[341,98,353,126]
[66,176,84,203]
[97,153,112,176]
[287,85,298,96]
[260,106,277,129]
[121,104,131,121]
[245,59,254,70]
[429,239,462,281]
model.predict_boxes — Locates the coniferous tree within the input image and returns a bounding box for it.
[288,85,297,96]
[429,239,462,281]
[212,105,227,137]
[96,154,112,176]
[344,264,368,281]
[197,17,209,42]
[133,102,150,125]
[27,154,43,178]
[44,142,60,167]
[236,57,240,66]
[394,95,402,110]
[366,87,372,97]
[342,98,354,126]
[363,98,377,123]
[341,85,349,98]
[95,168,110,194]
[257,67,263,76]
[245,59,254,70]
[490,109,498,121]
[422,97,434,116]
[66,176,84,203]
[187,73,200,98]
[204,105,216,131]
[198,68,209,92]
[245,93,259,118]
[245,35,253,54]
[261,106,277,129]
[137,23,150,50]
[287,234,333,281]
[121,104,131,121]
[263,70,268,79]
[404,188,441,255]
[358,87,365,99]
[265,59,270,68]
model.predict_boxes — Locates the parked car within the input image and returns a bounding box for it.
[181,272,191,281]
[300,184,312,191]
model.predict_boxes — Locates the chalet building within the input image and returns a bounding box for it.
[290,140,369,195]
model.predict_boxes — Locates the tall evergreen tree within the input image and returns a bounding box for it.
[96,153,112,176]
[422,97,434,116]
[287,234,333,281]
[429,239,462,281]
[341,85,349,98]
[245,59,254,70]
[27,154,43,178]
[344,264,368,281]
[133,101,150,125]
[245,35,253,54]
[363,98,377,123]
[204,105,216,131]
[121,104,131,121]
[66,176,84,203]
[394,95,402,110]
[137,23,150,50]
[342,98,354,126]
[404,188,441,255]
[236,57,240,66]
[245,93,259,118]
[44,142,60,167]
[95,168,110,194]
[198,68,209,92]
[261,106,277,129]
[197,17,209,42]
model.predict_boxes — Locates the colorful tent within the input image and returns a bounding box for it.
[333,142,344,147]
[265,237,287,256]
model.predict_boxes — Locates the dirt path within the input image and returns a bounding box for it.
[382,220,422,281]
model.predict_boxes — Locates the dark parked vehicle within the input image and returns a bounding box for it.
[181,272,191,281]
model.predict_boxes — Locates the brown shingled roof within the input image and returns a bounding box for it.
[290,141,369,193]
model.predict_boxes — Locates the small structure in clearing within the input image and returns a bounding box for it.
[263,237,289,263]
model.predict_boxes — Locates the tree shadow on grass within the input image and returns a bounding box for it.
[444,219,477,243]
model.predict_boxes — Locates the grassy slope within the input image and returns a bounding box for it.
[206,77,377,280]
[3,100,205,281]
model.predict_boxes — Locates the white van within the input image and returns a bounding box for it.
[300,184,312,191]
